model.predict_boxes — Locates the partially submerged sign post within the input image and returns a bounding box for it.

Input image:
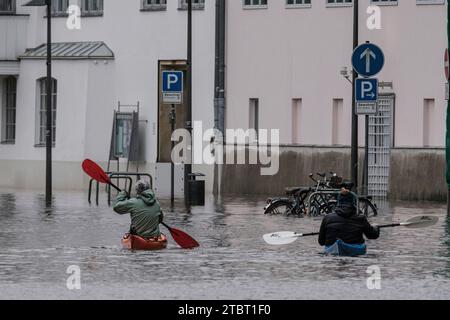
[162,70,184,202]
[352,42,385,195]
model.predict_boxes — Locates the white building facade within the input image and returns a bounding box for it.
[222,0,447,199]
[226,0,446,147]
[0,0,448,200]
[0,0,215,195]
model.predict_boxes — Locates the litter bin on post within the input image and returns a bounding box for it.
[188,173,205,206]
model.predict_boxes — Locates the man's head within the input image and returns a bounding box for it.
[135,180,150,195]
[337,188,357,208]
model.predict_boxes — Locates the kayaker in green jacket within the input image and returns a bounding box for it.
[113,180,164,239]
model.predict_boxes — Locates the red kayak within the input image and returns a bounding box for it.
[121,234,168,251]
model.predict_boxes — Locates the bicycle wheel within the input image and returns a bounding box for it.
[264,200,294,216]
[358,198,378,217]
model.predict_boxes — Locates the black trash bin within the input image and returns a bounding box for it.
[188,173,205,206]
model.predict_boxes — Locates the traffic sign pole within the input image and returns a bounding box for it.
[351,0,359,192]
[170,104,176,204]
[352,40,385,195]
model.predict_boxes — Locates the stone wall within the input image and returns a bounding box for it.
[220,146,446,201]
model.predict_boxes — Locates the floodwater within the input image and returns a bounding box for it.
[0,188,449,300]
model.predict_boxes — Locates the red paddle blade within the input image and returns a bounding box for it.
[82,159,111,185]
[168,227,200,249]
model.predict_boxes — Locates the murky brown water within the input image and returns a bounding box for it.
[0,189,449,299]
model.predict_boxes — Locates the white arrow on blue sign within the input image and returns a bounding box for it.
[355,78,378,102]
[352,43,385,78]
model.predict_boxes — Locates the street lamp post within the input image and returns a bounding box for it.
[351,0,359,191]
[24,0,53,206]
[185,0,193,206]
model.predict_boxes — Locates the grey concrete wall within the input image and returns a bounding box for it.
[221,146,364,197]
[220,146,446,201]
[389,148,446,202]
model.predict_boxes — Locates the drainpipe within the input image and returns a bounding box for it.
[446,0,450,214]
[213,0,226,196]
[185,0,193,206]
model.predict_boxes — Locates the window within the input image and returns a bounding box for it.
[332,99,344,145]
[423,99,435,147]
[0,0,15,14]
[142,0,167,11]
[370,0,397,5]
[81,0,103,16]
[249,98,259,141]
[286,0,311,8]
[416,0,445,4]
[179,0,205,10]
[291,99,302,144]
[52,0,69,16]
[1,77,17,144]
[243,0,268,9]
[37,78,57,146]
[326,0,352,7]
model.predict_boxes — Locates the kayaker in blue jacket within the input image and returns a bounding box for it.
[318,188,380,256]
[113,180,164,239]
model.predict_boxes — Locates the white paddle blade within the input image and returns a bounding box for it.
[401,216,439,229]
[263,232,300,246]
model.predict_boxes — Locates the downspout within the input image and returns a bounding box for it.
[213,0,226,196]
[446,0,450,213]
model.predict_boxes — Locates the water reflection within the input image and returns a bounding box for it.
[0,189,448,299]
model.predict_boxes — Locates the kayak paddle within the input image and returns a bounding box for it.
[82,159,200,249]
[263,215,439,246]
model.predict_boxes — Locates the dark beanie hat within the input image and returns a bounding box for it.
[337,191,357,207]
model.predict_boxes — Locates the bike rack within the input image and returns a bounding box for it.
[107,172,153,206]
[87,171,153,206]
[306,190,360,214]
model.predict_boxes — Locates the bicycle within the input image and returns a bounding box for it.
[264,172,378,217]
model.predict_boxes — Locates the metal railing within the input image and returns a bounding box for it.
[87,172,153,206]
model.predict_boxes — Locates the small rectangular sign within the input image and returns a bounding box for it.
[356,102,378,115]
[163,92,183,104]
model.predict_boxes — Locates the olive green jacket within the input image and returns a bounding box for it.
[113,190,163,238]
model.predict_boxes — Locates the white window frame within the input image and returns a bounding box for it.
[243,0,268,10]
[36,78,57,147]
[0,0,15,14]
[81,0,103,16]
[179,0,205,10]
[1,77,17,144]
[326,0,353,8]
[51,0,70,16]
[370,0,398,6]
[142,0,167,11]
[416,0,445,5]
[286,0,311,9]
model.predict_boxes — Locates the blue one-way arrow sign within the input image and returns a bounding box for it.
[352,43,385,78]
[355,78,378,102]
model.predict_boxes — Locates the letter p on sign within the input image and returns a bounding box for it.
[163,71,183,93]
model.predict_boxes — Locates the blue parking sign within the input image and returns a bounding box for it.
[162,71,183,104]
[162,71,183,93]
[355,78,378,102]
